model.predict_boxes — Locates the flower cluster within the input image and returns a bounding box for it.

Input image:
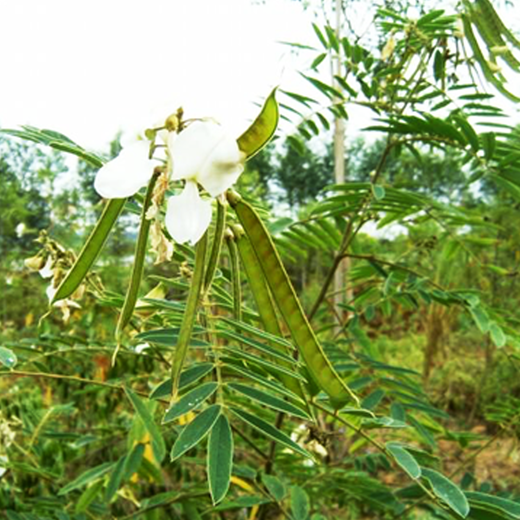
[94,115,245,248]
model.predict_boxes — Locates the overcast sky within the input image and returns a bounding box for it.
[2,0,520,158]
[0,0,316,151]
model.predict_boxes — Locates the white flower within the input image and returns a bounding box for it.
[165,121,244,244]
[94,140,159,199]
[92,117,244,246]
[38,257,54,279]
[15,223,26,237]
[165,180,213,245]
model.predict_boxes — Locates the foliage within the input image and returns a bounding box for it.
[2,1,520,519]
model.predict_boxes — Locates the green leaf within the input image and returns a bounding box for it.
[1,126,104,167]
[230,407,312,459]
[228,383,310,419]
[213,495,272,512]
[105,455,126,503]
[52,198,126,302]
[262,474,286,501]
[150,363,214,399]
[122,443,145,480]
[489,322,506,347]
[170,404,221,461]
[0,346,17,368]
[372,184,386,200]
[225,363,304,403]
[58,461,114,495]
[421,468,469,518]
[386,443,421,479]
[208,414,233,505]
[469,305,490,334]
[312,23,328,48]
[238,89,279,159]
[125,387,166,463]
[291,485,310,520]
[222,346,306,382]
[75,480,104,513]
[163,382,218,424]
[466,491,520,519]
[303,74,344,100]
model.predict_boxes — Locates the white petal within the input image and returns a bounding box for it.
[197,136,244,197]
[38,257,54,279]
[169,121,229,181]
[94,141,157,199]
[46,285,56,302]
[164,181,212,245]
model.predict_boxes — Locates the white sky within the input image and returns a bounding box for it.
[2,0,520,157]
[0,0,315,151]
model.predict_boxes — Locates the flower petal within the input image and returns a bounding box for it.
[164,181,212,245]
[94,141,157,199]
[169,121,229,181]
[197,135,244,197]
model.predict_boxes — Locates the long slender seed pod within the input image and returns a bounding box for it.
[233,225,282,338]
[203,199,226,294]
[170,232,208,405]
[476,0,520,49]
[114,171,160,354]
[233,224,309,406]
[228,191,358,409]
[462,15,520,103]
[225,228,242,322]
[470,5,520,73]
[52,197,126,303]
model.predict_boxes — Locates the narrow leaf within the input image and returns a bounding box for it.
[489,322,506,347]
[230,407,312,459]
[58,462,114,495]
[466,491,520,519]
[421,467,469,518]
[105,455,126,503]
[0,346,17,368]
[291,485,310,520]
[372,184,386,200]
[75,480,104,513]
[228,383,310,420]
[122,442,145,480]
[150,363,214,400]
[125,387,166,463]
[262,474,286,501]
[170,404,221,461]
[163,382,218,424]
[208,414,233,504]
[386,443,421,479]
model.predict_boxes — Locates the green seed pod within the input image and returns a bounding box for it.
[228,191,358,409]
[52,197,127,303]
[115,171,160,348]
[232,224,309,405]
[225,227,242,322]
[170,232,208,405]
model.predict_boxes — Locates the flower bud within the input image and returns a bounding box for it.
[24,254,46,271]
[165,113,180,132]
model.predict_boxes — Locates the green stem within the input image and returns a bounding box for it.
[170,233,208,405]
